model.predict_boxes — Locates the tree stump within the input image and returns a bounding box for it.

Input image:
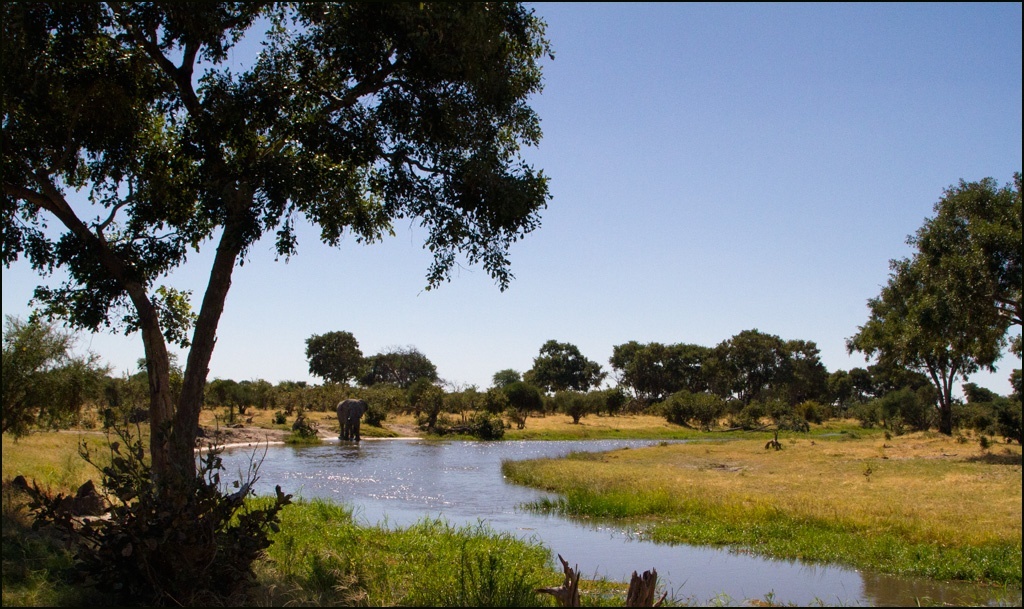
[625,568,667,607]
[536,554,581,607]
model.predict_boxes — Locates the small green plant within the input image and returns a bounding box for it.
[979,435,991,451]
[287,414,321,444]
[273,410,287,425]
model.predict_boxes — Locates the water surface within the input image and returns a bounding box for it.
[221,438,1018,606]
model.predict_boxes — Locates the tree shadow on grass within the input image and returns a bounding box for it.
[964,451,1023,466]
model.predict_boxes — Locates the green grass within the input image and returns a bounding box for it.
[253,498,559,606]
[503,433,1023,587]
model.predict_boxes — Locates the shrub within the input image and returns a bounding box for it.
[794,400,825,424]
[851,400,880,428]
[24,426,291,606]
[504,407,527,430]
[363,401,388,427]
[553,391,591,424]
[660,391,725,431]
[730,401,767,430]
[469,412,506,440]
[995,398,1022,443]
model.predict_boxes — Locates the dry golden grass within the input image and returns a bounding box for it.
[505,413,695,439]
[518,430,1023,546]
[2,431,114,491]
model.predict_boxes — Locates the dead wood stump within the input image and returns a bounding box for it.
[625,568,667,607]
[536,553,581,607]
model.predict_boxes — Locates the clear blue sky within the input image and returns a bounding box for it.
[3,2,1022,394]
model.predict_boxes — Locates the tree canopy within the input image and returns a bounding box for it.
[359,346,439,389]
[911,174,1022,353]
[2,315,108,437]
[525,339,606,393]
[849,174,1020,435]
[849,238,1009,435]
[306,330,364,384]
[2,2,552,490]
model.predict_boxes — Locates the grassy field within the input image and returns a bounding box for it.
[502,429,1023,586]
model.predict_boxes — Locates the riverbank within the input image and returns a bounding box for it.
[502,430,1023,587]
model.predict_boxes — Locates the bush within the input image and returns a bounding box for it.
[24,426,291,606]
[363,401,388,427]
[851,400,880,428]
[553,391,591,424]
[660,391,724,430]
[729,401,767,430]
[469,412,506,440]
[995,398,1022,443]
[879,388,933,433]
[794,400,825,424]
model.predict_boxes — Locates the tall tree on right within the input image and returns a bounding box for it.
[911,173,1022,355]
[848,175,1019,434]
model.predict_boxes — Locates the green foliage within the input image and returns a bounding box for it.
[729,401,768,430]
[23,426,292,606]
[660,390,725,430]
[912,174,1021,339]
[3,0,551,489]
[525,340,606,393]
[502,381,545,419]
[794,400,827,424]
[709,330,793,405]
[287,413,321,444]
[482,387,510,415]
[408,378,445,430]
[491,369,522,388]
[593,386,628,416]
[361,347,440,389]
[609,341,710,406]
[995,398,1022,443]
[305,331,364,385]
[2,315,109,437]
[362,401,388,427]
[472,412,506,440]
[883,387,935,433]
[849,175,1019,435]
[553,391,592,424]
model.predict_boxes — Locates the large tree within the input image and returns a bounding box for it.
[609,341,709,405]
[525,339,605,393]
[707,329,792,405]
[911,174,1022,354]
[359,345,438,389]
[848,257,1005,434]
[2,3,551,493]
[305,330,364,385]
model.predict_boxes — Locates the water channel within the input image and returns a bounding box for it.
[220,438,1019,606]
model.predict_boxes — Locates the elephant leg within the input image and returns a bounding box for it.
[353,419,361,442]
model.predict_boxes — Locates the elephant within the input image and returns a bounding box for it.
[337,399,368,442]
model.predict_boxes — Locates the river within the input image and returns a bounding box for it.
[220,438,1019,606]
